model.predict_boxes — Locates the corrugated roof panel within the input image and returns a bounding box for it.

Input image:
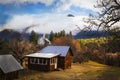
[39,46,70,56]
[0,55,23,74]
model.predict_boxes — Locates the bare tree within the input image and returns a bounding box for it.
[97,0,120,28]
[85,0,120,53]
[8,40,35,65]
[84,0,120,31]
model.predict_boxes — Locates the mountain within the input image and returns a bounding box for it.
[0,29,109,40]
[0,29,43,41]
[73,30,109,39]
[0,29,22,40]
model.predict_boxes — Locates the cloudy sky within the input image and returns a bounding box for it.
[0,0,98,34]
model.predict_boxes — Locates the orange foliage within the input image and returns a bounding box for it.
[52,37,82,54]
[93,49,99,55]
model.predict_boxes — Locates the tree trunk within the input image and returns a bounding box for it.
[20,59,23,66]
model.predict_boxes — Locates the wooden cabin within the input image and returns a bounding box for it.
[26,53,60,71]
[0,55,23,80]
[26,46,73,71]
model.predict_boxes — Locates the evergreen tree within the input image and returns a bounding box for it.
[54,32,58,37]
[57,32,61,37]
[49,31,54,41]
[29,30,38,45]
[60,30,66,37]
[69,31,72,38]
[45,34,49,39]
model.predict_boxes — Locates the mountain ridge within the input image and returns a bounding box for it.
[73,30,109,39]
[0,29,109,40]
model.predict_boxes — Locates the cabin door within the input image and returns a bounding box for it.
[54,58,58,69]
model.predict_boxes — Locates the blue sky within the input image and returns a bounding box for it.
[0,0,98,34]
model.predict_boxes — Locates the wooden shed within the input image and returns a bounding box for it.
[26,53,60,71]
[26,46,73,71]
[0,55,23,80]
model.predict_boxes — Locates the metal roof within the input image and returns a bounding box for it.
[26,53,60,58]
[39,46,70,57]
[0,55,23,74]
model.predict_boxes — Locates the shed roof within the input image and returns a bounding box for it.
[39,46,70,57]
[26,53,60,58]
[0,55,23,74]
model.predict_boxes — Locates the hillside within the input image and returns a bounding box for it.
[73,30,109,39]
[0,29,43,41]
[0,29,21,40]
[78,37,107,46]
[17,61,120,80]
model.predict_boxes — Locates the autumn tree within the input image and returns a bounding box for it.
[7,40,35,65]
[106,27,120,52]
[52,36,82,53]
[29,30,38,45]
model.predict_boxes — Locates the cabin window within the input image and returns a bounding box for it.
[50,58,56,64]
[39,59,42,64]
[30,58,38,64]
[30,58,47,65]
[43,59,46,64]
[39,59,47,65]
[30,58,35,64]
[35,58,38,64]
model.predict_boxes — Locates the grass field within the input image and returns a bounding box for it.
[16,61,120,80]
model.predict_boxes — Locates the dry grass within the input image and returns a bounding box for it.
[16,61,120,80]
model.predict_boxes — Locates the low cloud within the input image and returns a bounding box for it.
[0,0,54,6]
[1,13,88,34]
